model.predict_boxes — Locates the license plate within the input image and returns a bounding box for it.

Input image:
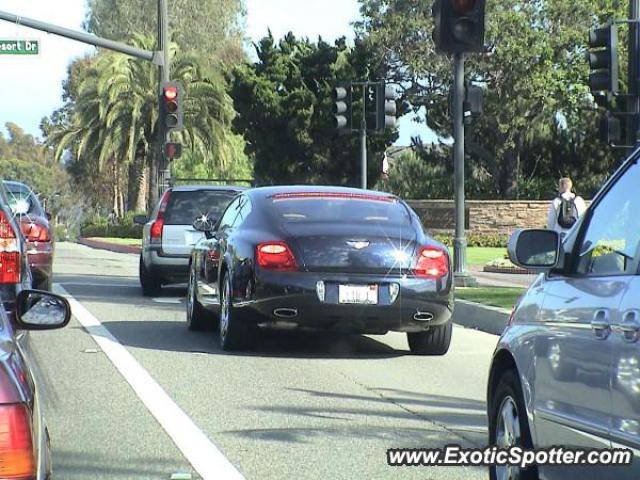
[339,284,378,305]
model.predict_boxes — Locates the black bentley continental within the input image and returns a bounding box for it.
[186,186,454,354]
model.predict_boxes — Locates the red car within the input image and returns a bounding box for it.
[0,178,71,479]
[3,181,54,291]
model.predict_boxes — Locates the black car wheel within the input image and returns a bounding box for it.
[488,369,538,480]
[186,267,214,331]
[139,256,161,297]
[407,321,452,355]
[219,271,253,351]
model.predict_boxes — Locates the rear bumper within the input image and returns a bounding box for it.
[142,246,190,283]
[234,270,454,334]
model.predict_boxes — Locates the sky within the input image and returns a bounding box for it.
[0,0,430,145]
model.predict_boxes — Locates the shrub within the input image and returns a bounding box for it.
[80,213,144,239]
[434,233,508,248]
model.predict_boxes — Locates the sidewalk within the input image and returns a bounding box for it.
[77,237,142,255]
[468,265,536,288]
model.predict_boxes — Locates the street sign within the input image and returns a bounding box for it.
[0,39,39,55]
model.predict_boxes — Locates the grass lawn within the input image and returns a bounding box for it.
[466,247,507,266]
[456,287,526,310]
[87,237,141,246]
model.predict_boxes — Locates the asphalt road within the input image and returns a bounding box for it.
[29,242,499,479]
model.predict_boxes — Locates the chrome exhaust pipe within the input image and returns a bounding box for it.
[273,308,298,319]
[413,311,434,322]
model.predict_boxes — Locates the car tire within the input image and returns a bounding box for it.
[488,369,538,480]
[186,267,215,331]
[219,271,253,351]
[407,321,452,355]
[139,256,161,297]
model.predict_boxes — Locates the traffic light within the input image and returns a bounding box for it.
[588,25,618,95]
[599,113,622,145]
[376,83,397,130]
[333,85,351,131]
[165,142,182,160]
[433,0,486,54]
[160,81,184,133]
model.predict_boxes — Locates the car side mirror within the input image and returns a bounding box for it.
[15,290,71,330]
[508,229,561,271]
[133,214,148,225]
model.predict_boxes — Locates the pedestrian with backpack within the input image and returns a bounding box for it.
[547,177,587,236]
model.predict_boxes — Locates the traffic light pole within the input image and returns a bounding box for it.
[452,53,477,287]
[360,85,368,190]
[156,0,171,203]
[629,0,640,146]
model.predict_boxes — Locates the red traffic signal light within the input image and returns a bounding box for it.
[165,142,182,160]
[160,81,183,132]
[453,0,475,14]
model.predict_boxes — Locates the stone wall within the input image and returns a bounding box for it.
[406,200,556,236]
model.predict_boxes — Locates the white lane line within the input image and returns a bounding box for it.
[60,282,139,288]
[54,284,245,480]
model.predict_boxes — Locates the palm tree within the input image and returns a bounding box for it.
[48,34,236,213]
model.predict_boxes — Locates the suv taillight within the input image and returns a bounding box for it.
[0,404,35,479]
[0,211,20,284]
[414,246,449,279]
[20,221,51,242]
[150,190,171,245]
[256,242,298,271]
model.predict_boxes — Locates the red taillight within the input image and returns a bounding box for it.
[20,221,50,242]
[0,211,20,284]
[150,190,171,243]
[0,404,35,479]
[415,247,449,279]
[256,242,298,271]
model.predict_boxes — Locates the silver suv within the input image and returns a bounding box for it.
[487,152,640,480]
[136,186,244,296]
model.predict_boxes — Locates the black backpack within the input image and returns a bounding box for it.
[557,196,578,229]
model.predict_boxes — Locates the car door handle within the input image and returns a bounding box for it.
[591,310,611,340]
[618,310,640,343]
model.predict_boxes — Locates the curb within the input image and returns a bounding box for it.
[483,266,536,275]
[452,299,510,336]
[78,237,142,255]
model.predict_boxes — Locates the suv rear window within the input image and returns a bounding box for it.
[164,190,238,225]
[4,184,45,218]
[269,193,411,225]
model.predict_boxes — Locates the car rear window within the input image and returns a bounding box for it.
[4,185,45,218]
[269,192,412,225]
[164,190,238,225]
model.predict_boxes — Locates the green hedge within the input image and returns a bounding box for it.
[80,212,144,239]
[434,233,508,248]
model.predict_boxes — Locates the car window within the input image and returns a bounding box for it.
[218,197,241,230]
[234,196,252,227]
[575,161,640,277]
[268,193,411,225]
[3,183,45,218]
[164,190,237,226]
